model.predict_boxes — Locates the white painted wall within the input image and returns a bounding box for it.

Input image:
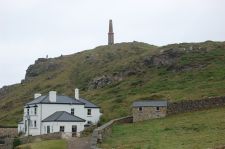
[85,108,102,124]
[18,123,24,133]
[42,121,85,137]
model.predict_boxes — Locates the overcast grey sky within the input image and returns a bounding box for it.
[0,0,225,88]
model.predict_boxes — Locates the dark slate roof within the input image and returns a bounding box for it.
[133,100,167,107]
[27,95,100,108]
[79,98,100,108]
[42,111,86,122]
[27,95,84,105]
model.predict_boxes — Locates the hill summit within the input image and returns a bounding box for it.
[0,41,225,126]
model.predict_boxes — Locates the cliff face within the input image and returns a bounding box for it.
[0,41,225,126]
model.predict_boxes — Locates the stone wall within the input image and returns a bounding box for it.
[90,116,133,149]
[0,138,13,149]
[133,106,167,122]
[167,96,225,115]
[0,127,17,138]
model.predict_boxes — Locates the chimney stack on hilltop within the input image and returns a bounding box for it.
[108,19,114,45]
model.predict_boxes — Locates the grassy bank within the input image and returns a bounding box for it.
[101,107,225,149]
[16,139,68,149]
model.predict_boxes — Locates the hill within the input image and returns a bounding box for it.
[0,41,225,126]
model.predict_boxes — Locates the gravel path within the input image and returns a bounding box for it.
[68,136,91,149]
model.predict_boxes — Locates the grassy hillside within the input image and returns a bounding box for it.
[0,41,225,126]
[101,107,225,149]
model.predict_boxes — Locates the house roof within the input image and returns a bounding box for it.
[27,95,99,108]
[133,100,167,107]
[79,98,100,108]
[42,111,86,122]
[27,95,83,105]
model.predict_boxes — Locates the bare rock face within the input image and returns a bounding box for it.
[88,67,144,89]
[88,75,113,89]
[0,86,10,99]
[143,49,183,67]
[25,58,60,81]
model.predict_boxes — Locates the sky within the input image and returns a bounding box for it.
[0,0,225,88]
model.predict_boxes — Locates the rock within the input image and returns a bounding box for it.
[0,86,10,99]
[25,58,60,80]
[88,67,144,89]
[88,75,113,89]
[143,49,183,67]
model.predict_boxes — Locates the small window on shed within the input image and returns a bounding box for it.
[156,107,160,111]
[138,107,143,111]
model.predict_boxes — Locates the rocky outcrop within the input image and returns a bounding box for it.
[143,48,208,72]
[88,75,113,89]
[88,67,144,89]
[143,48,183,67]
[0,86,12,99]
[25,58,60,81]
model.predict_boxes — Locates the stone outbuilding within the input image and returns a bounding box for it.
[132,100,167,122]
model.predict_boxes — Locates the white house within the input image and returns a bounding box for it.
[18,89,101,137]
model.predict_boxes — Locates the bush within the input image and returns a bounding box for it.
[13,138,21,148]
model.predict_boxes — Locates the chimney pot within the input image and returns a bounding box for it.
[75,88,79,100]
[49,91,57,102]
[34,93,41,99]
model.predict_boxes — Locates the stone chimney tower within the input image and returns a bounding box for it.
[108,19,114,45]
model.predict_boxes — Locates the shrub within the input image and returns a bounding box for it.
[13,138,21,149]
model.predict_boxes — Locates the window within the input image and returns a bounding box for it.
[156,107,160,111]
[34,107,37,115]
[27,109,29,115]
[138,107,143,111]
[34,120,37,127]
[71,108,74,115]
[87,109,91,115]
[60,126,65,132]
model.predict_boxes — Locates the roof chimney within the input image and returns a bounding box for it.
[49,91,57,102]
[34,93,42,99]
[75,88,79,100]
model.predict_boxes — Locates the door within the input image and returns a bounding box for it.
[47,126,50,134]
[72,125,77,137]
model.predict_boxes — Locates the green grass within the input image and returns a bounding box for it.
[16,139,68,149]
[101,107,225,149]
[0,41,225,125]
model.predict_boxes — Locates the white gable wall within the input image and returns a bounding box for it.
[41,104,86,120]
[85,108,102,124]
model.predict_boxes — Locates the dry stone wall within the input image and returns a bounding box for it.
[0,128,17,138]
[90,116,133,149]
[167,96,225,115]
